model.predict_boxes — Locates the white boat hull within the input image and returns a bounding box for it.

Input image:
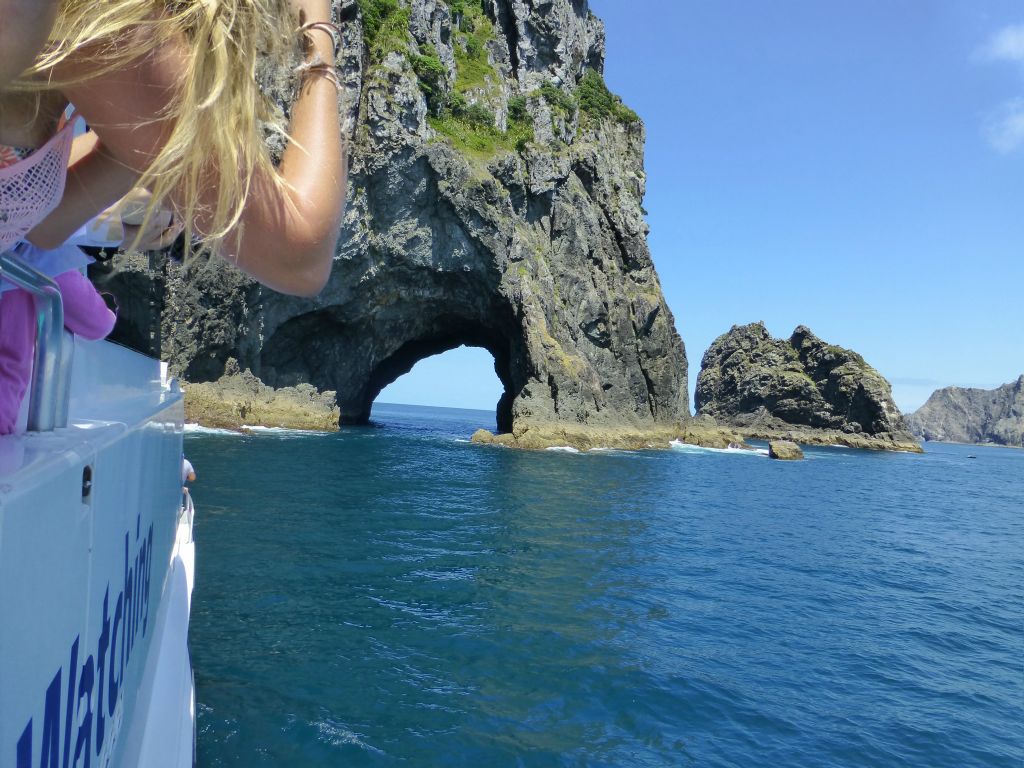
[0,339,193,768]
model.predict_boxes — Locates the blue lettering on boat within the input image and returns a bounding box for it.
[15,515,155,768]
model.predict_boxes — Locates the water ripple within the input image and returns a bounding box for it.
[188,409,1024,767]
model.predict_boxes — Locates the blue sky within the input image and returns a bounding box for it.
[379,1,1024,414]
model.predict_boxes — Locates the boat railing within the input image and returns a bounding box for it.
[0,254,72,432]
[181,490,196,543]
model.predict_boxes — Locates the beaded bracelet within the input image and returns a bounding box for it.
[299,21,341,56]
[295,58,343,91]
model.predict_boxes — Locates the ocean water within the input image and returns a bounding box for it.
[186,403,1023,767]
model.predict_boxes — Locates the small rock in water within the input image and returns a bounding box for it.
[768,440,804,461]
[471,429,496,445]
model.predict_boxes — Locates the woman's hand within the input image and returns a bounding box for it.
[123,209,182,252]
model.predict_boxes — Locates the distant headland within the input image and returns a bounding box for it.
[905,377,1024,448]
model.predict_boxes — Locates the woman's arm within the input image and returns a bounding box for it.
[55,0,346,296]
[0,0,59,88]
[27,132,140,250]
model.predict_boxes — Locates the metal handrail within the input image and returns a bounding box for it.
[181,490,196,543]
[0,253,70,432]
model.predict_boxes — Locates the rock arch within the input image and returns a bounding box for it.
[110,0,692,446]
[259,305,523,431]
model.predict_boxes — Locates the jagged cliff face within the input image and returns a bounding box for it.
[105,0,689,433]
[695,322,915,445]
[906,377,1024,447]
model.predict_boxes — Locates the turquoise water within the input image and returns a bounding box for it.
[187,403,1023,767]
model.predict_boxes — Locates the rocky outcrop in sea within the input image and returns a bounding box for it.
[905,376,1024,447]
[695,322,921,452]
[97,0,689,446]
[183,362,341,431]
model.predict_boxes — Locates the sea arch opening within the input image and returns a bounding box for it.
[362,327,516,432]
[259,308,521,433]
[375,345,506,425]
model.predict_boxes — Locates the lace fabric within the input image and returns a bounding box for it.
[0,118,77,254]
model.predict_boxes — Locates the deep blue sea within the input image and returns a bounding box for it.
[186,403,1023,767]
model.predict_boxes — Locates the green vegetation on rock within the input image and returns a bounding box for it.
[444,0,477,21]
[576,70,640,124]
[523,73,637,134]
[536,81,578,116]
[427,1,534,158]
[508,96,528,123]
[448,0,496,92]
[428,109,532,158]
[452,95,494,127]
[423,0,533,158]
[357,0,411,62]
[412,44,446,111]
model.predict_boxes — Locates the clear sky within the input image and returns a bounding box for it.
[379,1,1024,415]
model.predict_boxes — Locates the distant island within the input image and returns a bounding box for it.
[905,377,1024,447]
[693,322,921,452]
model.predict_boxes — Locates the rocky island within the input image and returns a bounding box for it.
[694,322,921,452]
[905,377,1024,447]
[94,2,925,455]
[98,0,691,448]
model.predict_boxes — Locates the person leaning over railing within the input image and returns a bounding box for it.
[0,0,347,298]
[0,184,180,433]
[182,452,196,503]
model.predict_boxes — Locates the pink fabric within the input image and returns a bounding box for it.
[0,288,35,434]
[0,110,111,434]
[0,117,76,252]
[56,270,117,340]
[0,272,116,434]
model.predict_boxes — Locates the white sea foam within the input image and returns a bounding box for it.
[669,439,769,457]
[546,446,580,453]
[184,423,241,436]
[240,425,324,435]
[314,718,385,754]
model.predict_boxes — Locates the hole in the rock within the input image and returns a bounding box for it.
[261,309,520,432]
[375,345,504,429]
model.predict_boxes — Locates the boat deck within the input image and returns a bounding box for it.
[0,337,182,491]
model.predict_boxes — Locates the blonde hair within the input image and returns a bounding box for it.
[22,0,299,253]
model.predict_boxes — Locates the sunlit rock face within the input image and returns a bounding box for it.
[105,0,689,433]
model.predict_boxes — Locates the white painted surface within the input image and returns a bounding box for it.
[0,339,193,768]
